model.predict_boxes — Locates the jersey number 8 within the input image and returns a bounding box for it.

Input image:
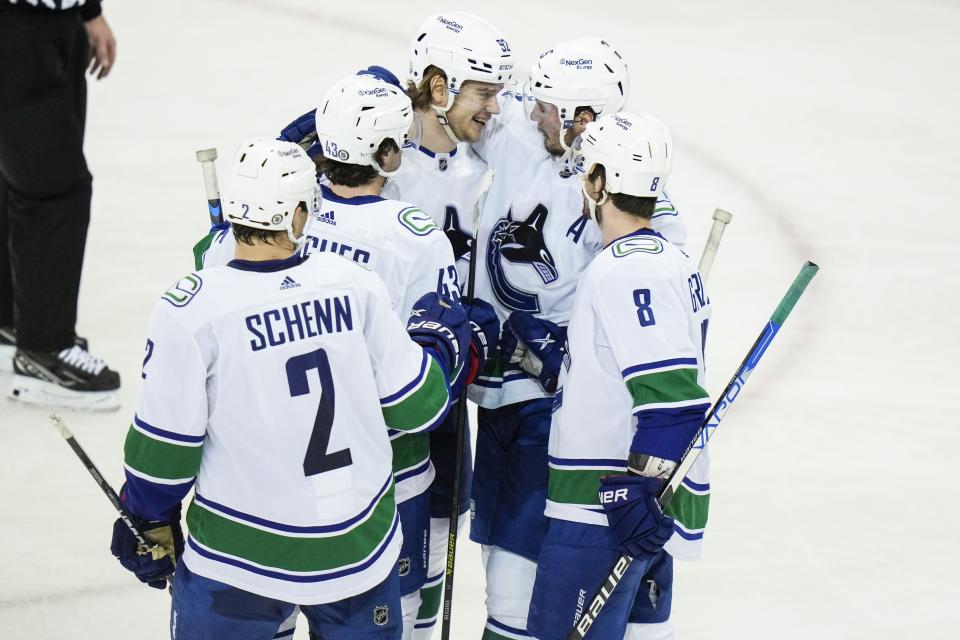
[633,288,657,327]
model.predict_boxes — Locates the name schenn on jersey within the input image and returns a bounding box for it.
[245,295,354,352]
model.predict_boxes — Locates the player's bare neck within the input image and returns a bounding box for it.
[417,107,457,154]
[600,205,652,246]
[327,179,384,200]
[234,241,296,263]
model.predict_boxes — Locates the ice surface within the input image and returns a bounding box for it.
[2,0,958,637]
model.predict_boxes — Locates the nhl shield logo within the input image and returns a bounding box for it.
[438,156,448,172]
[374,605,389,626]
[398,557,411,577]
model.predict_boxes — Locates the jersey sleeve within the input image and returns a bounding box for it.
[400,229,461,318]
[592,261,709,462]
[193,223,234,270]
[361,273,452,434]
[122,302,208,521]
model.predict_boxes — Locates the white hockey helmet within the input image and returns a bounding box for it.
[222,138,317,240]
[408,12,515,110]
[579,111,673,198]
[314,75,413,176]
[527,38,629,130]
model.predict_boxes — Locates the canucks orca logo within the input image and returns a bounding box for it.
[486,204,557,313]
[443,205,472,262]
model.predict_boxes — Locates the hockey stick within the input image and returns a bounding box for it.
[50,414,161,557]
[698,208,733,279]
[568,261,820,640]
[440,212,480,640]
[195,148,224,226]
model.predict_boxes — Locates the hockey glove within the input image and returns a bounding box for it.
[598,475,674,560]
[499,311,567,392]
[277,109,320,159]
[110,508,184,589]
[407,292,472,383]
[463,298,500,383]
[356,65,402,89]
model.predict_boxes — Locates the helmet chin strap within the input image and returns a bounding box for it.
[432,105,462,146]
[581,182,608,225]
[371,157,401,178]
[432,90,462,146]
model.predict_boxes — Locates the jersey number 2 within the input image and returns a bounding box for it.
[285,348,352,477]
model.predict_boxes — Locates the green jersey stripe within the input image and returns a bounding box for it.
[624,368,709,409]
[381,359,448,432]
[663,483,710,531]
[185,485,396,573]
[548,467,710,533]
[124,425,203,481]
[390,433,430,474]
[547,467,613,508]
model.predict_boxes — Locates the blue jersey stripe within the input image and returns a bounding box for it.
[395,458,432,484]
[621,358,698,378]
[194,474,391,535]
[134,415,204,444]
[381,352,428,405]
[673,525,704,541]
[547,456,627,469]
[487,616,533,637]
[682,477,710,492]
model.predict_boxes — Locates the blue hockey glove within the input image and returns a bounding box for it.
[110,508,184,589]
[356,65,402,89]
[598,475,674,560]
[277,108,319,158]
[499,311,567,392]
[407,293,472,382]
[465,298,500,378]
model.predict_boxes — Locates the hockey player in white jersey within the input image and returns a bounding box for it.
[299,73,500,638]
[523,113,711,640]
[108,139,473,639]
[466,40,694,639]
[274,14,515,636]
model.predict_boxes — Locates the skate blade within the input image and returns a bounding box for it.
[7,374,121,412]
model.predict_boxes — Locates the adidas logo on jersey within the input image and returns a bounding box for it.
[316,210,336,225]
[280,276,301,290]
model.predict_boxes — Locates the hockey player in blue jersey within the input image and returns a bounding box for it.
[524,113,711,640]
[108,139,474,639]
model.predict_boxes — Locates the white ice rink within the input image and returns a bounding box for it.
[2,0,959,637]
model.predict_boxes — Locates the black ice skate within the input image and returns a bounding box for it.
[9,344,121,411]
[0,327,89,375]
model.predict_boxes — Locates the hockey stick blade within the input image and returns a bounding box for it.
[195,148,223,225]
[567,261,819,640]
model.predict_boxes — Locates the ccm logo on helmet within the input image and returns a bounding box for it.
[613,116,633,131]
[436,16,463,33]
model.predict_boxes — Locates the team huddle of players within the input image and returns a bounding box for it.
[108,12,713,640]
